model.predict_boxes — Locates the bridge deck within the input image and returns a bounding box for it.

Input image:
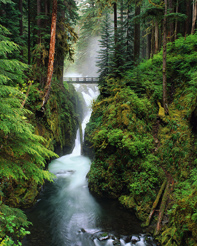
[63,77,99,84]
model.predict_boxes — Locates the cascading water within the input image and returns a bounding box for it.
[23,83,157,246]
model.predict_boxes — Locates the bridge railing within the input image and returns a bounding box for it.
[63,77,99,84]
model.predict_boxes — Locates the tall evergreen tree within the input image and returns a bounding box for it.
[42,0,57,108]
[0,24,57,243]
[97,11,113,83]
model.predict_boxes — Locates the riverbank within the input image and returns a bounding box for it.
[85,34,197,245]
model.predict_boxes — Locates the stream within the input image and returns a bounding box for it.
[23,84,157,246]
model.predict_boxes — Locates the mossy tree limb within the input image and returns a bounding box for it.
[155,181,170,236]
[145,179,167,226]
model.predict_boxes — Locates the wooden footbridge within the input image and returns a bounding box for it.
[63,77,99,84]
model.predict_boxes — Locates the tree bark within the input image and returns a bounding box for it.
[134,0,141,64]
[146,32,151,59]
[169,0,174,42]
[113,2,118,71]
[42,0,57,108]
[28,0,31,64]
[185,0,191,35]
[155,20,159,54]
[155,181,170,235]
[191,0,197,34]
[141,30,146,59]
[55,10,65,86]
[113,2,117,46]
[19,0,23,57]
[37,0,41,43]
[174,0,178,40]
[145,179,167,226]
[151,21,155,58]
[45,0,48,15]
[45,0,49,26]
[126,3,130,59]
[163,0,168,114]
[19,0,23,37]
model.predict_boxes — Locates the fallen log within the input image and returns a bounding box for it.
[154,181,170,235]
[145,179,167,227]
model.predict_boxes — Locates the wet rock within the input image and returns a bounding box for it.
[55,170,76,177]
[121,235,131,243]
[79,228,86,233]
[131,235,140,244]
[145,235,156,245]
[56,170,75,175]
[99,235,109,241]
[113,239,121,246]
[98,233,109,241]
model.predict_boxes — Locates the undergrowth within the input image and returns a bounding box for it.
[86,33,197,245]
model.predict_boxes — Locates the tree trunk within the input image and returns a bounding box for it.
[134,0,140,64]
[146,32,151,59]
[174,0,178,40]
[45,0,49,26]
[155,181,170,235]
[163,0,168,114]
[185,0,191,35]
[191,0,197,34]
[145,179,167,226]
[126,3,129,59]
[28,0,31,64]
[126,2,132,62]
[169,0,174,42]
[114,2,117,46]
[120,0,123,25]
[37,0,41,43]
[45,0,48,15]
[55,10,65,87]
[113,2,118,71]
[155,20,159,54]
[19,0,23,37]
[151,21,155,58]
[19,0,23,57]
[42,0,57,108]
[141,30,146,59]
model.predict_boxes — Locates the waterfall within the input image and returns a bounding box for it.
[71,83,99,155]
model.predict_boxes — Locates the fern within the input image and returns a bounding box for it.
[0,24,58,242]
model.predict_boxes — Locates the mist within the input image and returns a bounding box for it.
[64,36,100,78]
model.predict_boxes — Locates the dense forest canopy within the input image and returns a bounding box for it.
[1,0,197,245]
[0,0,79,244]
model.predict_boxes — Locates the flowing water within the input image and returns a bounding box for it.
[23,84,157,246]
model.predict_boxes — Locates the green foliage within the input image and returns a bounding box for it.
[161,168,197,245]
[0,1,81,244]
[87,33,197,244]
[42,79,79,152]
[0,24,59,242]
[0,25,56,185]
[97,11,113,84]
[0,205,31,246]
[86,78,163,206]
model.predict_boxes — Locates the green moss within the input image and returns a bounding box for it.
[119,195,136,209]
[87,34,197,245]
